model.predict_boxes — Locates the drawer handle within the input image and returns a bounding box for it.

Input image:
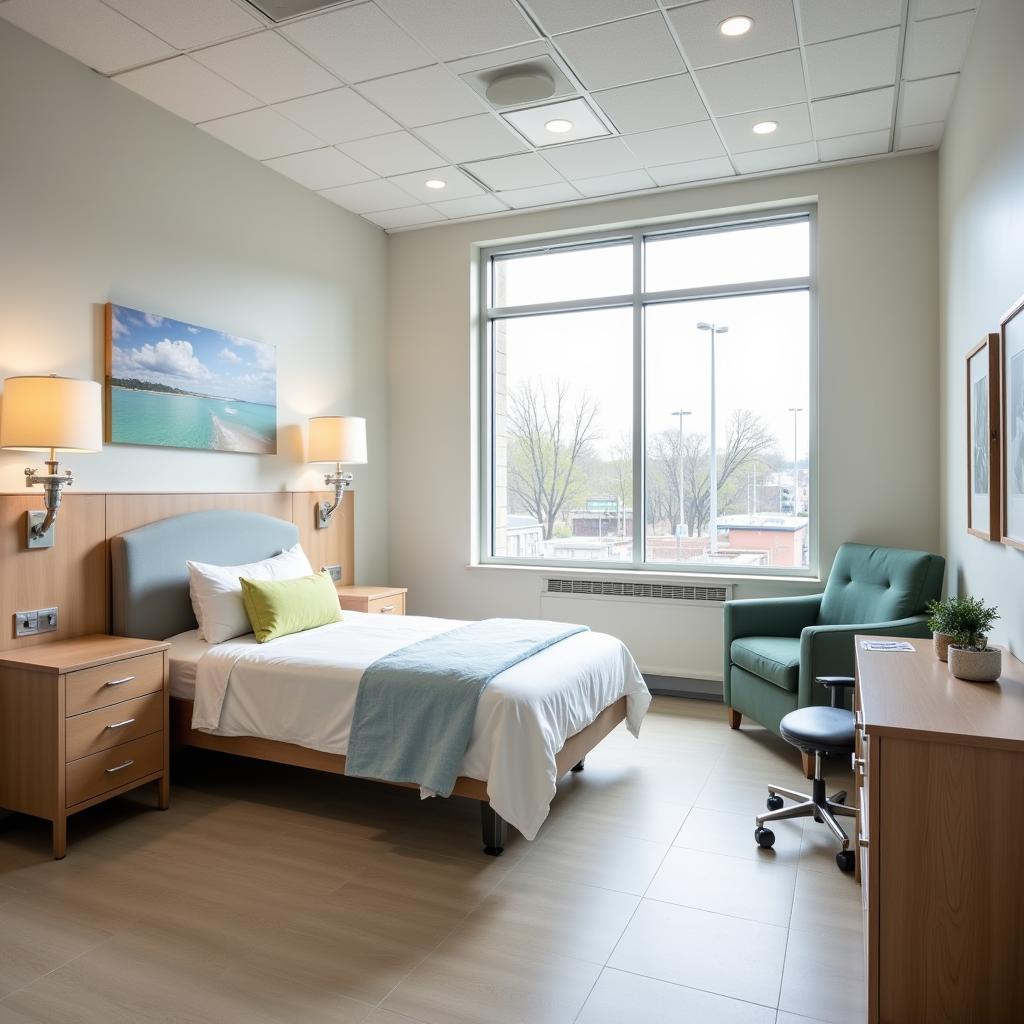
[858,837,870,849]
[105,759,135,774]
[379,605,395,613]
[105,718,136,731]
[852,756,866,772]
[104,675,136,687]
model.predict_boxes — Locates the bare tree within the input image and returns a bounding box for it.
[507,379,601,539]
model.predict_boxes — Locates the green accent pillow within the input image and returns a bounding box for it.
[239,570,342,643]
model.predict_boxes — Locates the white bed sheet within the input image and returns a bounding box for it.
[168,628,207,700]
[174,612,650,840]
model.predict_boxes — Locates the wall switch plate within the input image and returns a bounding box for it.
[13,606,58,638]
[26,511,54,549]
[38,607,58,633]
[324,564,342,583]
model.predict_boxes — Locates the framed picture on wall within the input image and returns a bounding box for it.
[967,333,1001,539]
[1001,295,1024,549]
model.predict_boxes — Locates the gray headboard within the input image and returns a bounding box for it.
[110,509,300,640]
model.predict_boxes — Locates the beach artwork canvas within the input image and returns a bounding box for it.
[105,303,277,455]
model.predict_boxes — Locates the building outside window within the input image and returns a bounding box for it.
[482,210,815,576]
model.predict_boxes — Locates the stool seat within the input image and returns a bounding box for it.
[779,706,856,757]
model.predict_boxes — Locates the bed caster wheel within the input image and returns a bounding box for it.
[836,850,855,872]
[766,794,784,811]
[483,845,504,857]
[571,759,585,773]
[754,827,775,849]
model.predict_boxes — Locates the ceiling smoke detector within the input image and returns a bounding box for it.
[484,67,557,107]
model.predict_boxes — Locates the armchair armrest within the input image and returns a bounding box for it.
[799,614,930,705]
[724,593,823,642]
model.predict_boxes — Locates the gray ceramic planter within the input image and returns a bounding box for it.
[948,645,1002,682]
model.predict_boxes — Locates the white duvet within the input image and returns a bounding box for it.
[179,612,650,840]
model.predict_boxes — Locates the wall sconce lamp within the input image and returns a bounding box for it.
[0,375,102,549]
[307,416,367,529]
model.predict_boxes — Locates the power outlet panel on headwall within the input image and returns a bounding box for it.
[324,565,343,583]
[13,607,58,638]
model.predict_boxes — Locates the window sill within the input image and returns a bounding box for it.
[465,562,821,586]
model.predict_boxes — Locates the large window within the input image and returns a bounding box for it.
[481,211,815,575]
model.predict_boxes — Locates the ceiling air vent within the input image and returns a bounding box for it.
[242,0,358,22]
[544,578,732,604]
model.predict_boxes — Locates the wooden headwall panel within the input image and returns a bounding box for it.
[1,490,355,649]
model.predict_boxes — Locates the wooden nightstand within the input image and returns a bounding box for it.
[0,635,170,859]
[336,585,407,616]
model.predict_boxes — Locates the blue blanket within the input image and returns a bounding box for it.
[345,618,589,796]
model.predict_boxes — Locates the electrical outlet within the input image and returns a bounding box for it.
[38,607,58,633]
[324,564,342,583]
[13,606,58,638]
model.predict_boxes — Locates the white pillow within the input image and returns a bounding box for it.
[187,543,314,644]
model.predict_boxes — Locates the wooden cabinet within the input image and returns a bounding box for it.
[0,635,170,858]
[855,638,1024,1022]
[336,585,407,616]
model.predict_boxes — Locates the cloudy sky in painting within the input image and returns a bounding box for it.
[110,305,276,406]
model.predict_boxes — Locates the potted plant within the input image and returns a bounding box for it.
[945,596,1002,682]
[926,598,956,661]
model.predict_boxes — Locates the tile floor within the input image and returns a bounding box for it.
[0,697,865,1023]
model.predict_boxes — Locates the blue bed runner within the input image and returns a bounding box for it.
[345,618,588,796]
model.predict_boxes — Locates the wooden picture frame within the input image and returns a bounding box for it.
[1001,295,1024,549]
[966,334,1001,539]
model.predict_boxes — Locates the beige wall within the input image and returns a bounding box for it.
[939,0,1024,656]
[0,20,389,582]
[387,155,940,678]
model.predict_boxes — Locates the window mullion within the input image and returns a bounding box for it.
[631,228,644,572]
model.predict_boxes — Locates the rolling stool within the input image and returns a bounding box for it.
[753,676,859,872]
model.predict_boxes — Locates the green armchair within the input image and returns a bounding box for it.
[724,543,945,740]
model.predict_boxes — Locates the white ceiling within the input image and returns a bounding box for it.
[0,0,980,232]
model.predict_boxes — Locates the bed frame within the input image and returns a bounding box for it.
[110,508,628,854]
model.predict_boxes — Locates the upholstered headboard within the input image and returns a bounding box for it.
[110,509,300,639]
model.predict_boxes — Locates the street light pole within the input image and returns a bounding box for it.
[697,322,728,555]
[788,406,803,513]
[671,409,691,560]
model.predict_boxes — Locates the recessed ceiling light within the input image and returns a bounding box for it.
[424,178,447,189]
[720,15,753,36]
[544,118,574,134]
[752,120,778,135]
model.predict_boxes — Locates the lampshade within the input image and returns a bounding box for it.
[0,376,102,453]
[307,416,367,464]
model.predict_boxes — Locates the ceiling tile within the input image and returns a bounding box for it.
[0,0,174,74]
[378,0,538,61]
[199,107,323,160]
[717,103,813,154]
[896,121,944,150]
[102,0,262,50]
[797,0,902,45]
[416,114,527,163]
[263,148,373,190]
[899,74,959,126]
[732,141,819,173]
[543,138,642,178]
[593,75,706,134]
[193,32,339,105]
[358,66,487,127]
[696,50,806,116]
[624,122,726,166]
[464,153,563,189]
[911,0,977,18]
[280,4,432,83]
[338,131,444,176]
[667,0,799,69]
[647,155,735,186]
[526,0,657,35]
[319,179,421,213]
[273,88,399,145]
[430,194,509,217]
[496,183,583,209]
[365,206,447,230]
[811,87,894,138]
[574,169,656,197]
[390,166,483,203]
[805,27,900,99]
[817,130,891,161]
[556,14,686,91]
[903,11,976,80]
[113,56,260,124]
[503,99,611,146]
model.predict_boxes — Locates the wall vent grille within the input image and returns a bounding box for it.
[544,578,731,603]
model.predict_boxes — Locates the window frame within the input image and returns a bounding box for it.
[478,205,819,579]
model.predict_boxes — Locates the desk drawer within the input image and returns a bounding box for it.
[368,595,404,615]
[66,692,163,762]
[66,732,163,807]
[66,653,164,716]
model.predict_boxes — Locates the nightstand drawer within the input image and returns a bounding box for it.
[66,692,164,762]
[66,732,163,808]
[66,652,164,716]
[368,595,404,615]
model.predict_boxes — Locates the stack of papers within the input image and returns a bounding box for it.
[859,640,915,652]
